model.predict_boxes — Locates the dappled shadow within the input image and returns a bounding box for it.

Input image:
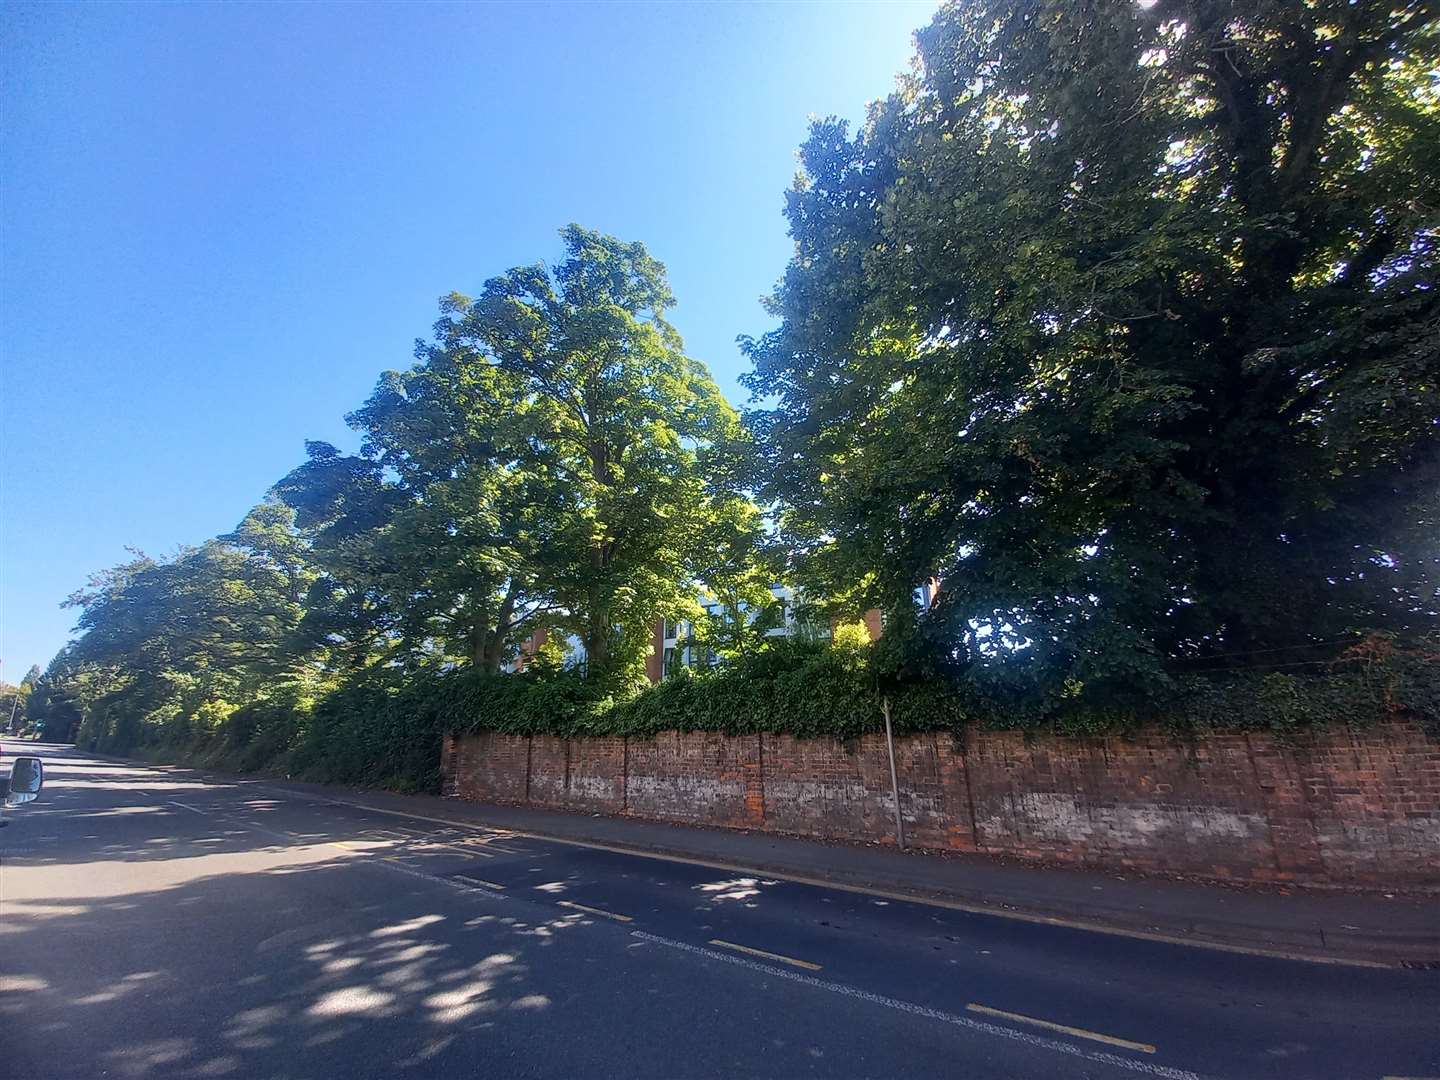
[691,876,781,907]
[2,799,316,869]
[2,746,902,1077]
[1,745,633,1076]
[1,853,611,1078]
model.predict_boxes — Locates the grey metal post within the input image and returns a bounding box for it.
[882,695,906,850]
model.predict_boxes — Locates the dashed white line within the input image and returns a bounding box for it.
[454,874,506,890]
[558,900,633,922]
[367,858,509,900]
[966,1002,1155,1054]
[709,938,821,971]
[630,931,1201,1080]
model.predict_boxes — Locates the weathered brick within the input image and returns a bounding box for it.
[625,732,763,828]
[441,716,1440,885]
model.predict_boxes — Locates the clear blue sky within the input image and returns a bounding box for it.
[0,0,935,682]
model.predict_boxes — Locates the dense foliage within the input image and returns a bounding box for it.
[744,0,1440,716]
[61,630,1440,794]
[522,638,1439,739]
[26,2,1440,789]
[30,228,766,783]
[273,225,757,683]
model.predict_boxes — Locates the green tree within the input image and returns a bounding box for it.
[687,498,787,663]
[53,510,311,752]
[23,652,87,743]
[275,361,567,675]
[345,344,571,673]
[275,228,760,684]
[0,664,42,733]
[430,225,754,681]
[1,684,23,733]
[271,444,410,671]
[744,0,1440,711]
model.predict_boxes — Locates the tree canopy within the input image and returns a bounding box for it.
[743,0,1440,712]
[416,225,752,678]
[37,227,767,757]
[272,225,755,684]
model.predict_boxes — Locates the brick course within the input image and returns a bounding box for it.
[439,718,1440,885]
[625,732,763,827]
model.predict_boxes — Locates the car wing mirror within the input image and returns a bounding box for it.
[6,756,43,806]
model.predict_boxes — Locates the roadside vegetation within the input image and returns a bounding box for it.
[25,0,1440,790]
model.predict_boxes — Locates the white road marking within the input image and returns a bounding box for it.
[160,802,512,906]
[454,874,506,891]
[966,1003,1155,1053]
[709,938,821,971]
[235,819,295,843]
[557,900,633,922]
[167,801,206,814]
[630,931,1203,1080]
[367,858,509,900]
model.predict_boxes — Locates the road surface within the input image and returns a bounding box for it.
[2,742,1437,1079]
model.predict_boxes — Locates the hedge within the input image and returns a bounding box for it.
[122,634,1439,794]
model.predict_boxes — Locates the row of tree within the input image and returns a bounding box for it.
[29,227,779,746]
[27,0,1440,749]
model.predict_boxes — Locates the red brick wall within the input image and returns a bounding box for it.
[438,718,1440,885]
[1287,722,1440,881]
[526,735,570,808]
[625,732,764,827]
[756,733,972,849]
[962,729,1320,878]
[565,736,627,812]
[450,731,530,804]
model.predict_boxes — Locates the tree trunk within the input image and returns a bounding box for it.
[480,582,520,674]
[471,623,492,669]
[583,434,615,674]
[584,604,610,673]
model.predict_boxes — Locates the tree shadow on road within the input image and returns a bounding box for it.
[0,851,630,1079]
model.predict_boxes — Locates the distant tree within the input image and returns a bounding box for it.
[0,665,42,733]
[744,0,1440,710]
[53,511,311,752]
[687,497,787,663]
[0,683,23,733]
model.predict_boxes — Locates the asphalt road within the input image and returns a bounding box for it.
[2,742,1437,1079]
